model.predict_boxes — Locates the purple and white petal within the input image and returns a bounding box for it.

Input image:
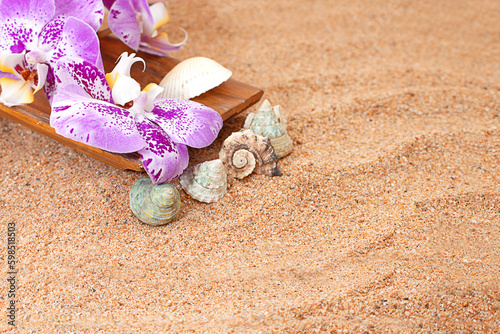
[47,17,102,67]
[51,86,146,153]
[135,114,189,184]
[43,67,57,103]
[38,17,65,50]
[0,72,18,80]
[53,58,111,102]
[0,0,55,53]
[131,0,155,31]
[53,0,104,32]
[139,31,187,56]
[147,99,223,148]
[107,0,142,50]
[94,49,104,73]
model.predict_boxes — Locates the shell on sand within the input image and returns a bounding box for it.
[129,178,181,226]
[180,159,227,203]
[219,129,282,179]
[228,148,256,179]
[270,133,293,158]
[159,57,232,100]
[244,99,293,158]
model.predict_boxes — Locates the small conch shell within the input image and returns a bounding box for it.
[180,159,227,203]
[159,57,232,100]
[219,129,281,179]
[129,178,181,226]
[269,134,293,159]
[244,99,293,158]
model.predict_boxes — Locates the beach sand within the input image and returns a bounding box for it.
[1,0,499,332]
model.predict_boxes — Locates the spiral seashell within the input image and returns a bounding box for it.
[129,178,181,226]
[219,129,281,178]
[243,99,293,158]
[180,159,227,203]
[230,149,256,179]
[270,133,293,158]
[159,57,232,100]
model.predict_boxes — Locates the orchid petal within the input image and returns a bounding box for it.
[34,63,48,94]
[147,99,223,148]
[54,59,112,102]
[135,114,189,184]
[107,0,143,50]
[0,52,26,78]
[53,0,104,32]
[0,77,34,107]
[131,0,155,29]
[43,69,57,103]
[0,0,55,53]
[106,0,183,56]
[0,72,18,80]
[129,91,148,112]
[142,83,164,112]
[139,30,187,56]
[38,17,65,50]
[146,2,169,35]
[51,86,146,153]
[47,17,102,68]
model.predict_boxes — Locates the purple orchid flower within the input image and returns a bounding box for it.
[0,0,103,106]
[104,0,186,56]
[51,53,223,184]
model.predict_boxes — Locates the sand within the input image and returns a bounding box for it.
[1,0,499,332]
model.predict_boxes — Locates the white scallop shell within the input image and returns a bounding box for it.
[159,57,232,100]
[180,159,227,203]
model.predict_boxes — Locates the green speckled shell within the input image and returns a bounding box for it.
[245,100,293,158]
[248,100,285,139]
[129,178,181,226]
[180,159,227,203]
